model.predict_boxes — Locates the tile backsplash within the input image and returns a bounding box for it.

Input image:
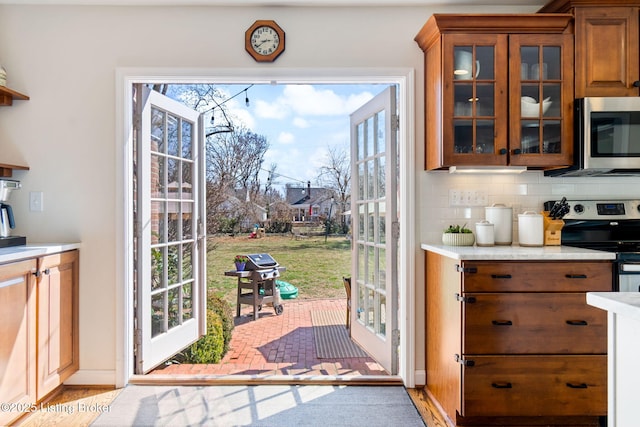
[419,170,640,244]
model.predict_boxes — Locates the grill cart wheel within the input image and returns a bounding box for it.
[275,304,284,315]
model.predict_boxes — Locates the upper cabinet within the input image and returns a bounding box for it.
[540,0,640,98]
[415,15,574,171]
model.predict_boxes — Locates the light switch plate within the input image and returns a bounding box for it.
[29,191,43,212]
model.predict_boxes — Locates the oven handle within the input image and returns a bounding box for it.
[620,263,640,273]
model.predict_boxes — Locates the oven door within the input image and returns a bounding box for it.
[618,261,640,292]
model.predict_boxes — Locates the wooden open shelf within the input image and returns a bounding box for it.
[0,163,29,177]
[0,86,29,106]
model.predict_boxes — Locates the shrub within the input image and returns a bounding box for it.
[179,291,235,364]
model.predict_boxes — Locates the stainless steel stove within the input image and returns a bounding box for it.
[545,199,640,291]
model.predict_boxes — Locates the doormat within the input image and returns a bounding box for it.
[311,310,369,358]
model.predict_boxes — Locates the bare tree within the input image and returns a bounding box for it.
[317,145,351,233]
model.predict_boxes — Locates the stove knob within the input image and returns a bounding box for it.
[574,204,585,214]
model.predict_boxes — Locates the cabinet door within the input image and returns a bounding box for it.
[0,259,37,427]
[575,7,640,98]
[37,250,79,400]
[443,34,509,166]
[509,33,574,167]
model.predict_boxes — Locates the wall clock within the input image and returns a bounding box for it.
[245,20,285,63]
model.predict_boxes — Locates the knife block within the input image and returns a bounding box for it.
[542,211,564,246]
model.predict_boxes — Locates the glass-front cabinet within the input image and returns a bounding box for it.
[415,14,574,170]
[444,34,508,166]
[509,34,574,166]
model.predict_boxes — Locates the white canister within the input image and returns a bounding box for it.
[518,211,544,247]
[485,204,513,245]
[475,220,495,246]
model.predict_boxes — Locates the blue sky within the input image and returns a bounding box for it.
[205,83,389,192]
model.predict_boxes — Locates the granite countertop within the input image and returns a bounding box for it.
[0,243,81,264]
[587,292,640,323]
[421,243,616,261]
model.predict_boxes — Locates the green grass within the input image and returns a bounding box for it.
[206,234,351,307]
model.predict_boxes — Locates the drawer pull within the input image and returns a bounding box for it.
[566,320,588,326]
[565,274,587,279]
[492,382,512,389]
[492,320,513,326]
[455,293,476,304]
[566,382,588,389]
[491,274,512,279]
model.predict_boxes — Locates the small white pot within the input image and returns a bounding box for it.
[518,211,544,247]
[475,220,495,246]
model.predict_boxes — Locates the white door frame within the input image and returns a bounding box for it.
[115,67,416,388]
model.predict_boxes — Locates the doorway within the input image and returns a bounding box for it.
[116,68,416,388]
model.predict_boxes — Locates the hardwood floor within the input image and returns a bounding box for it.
[13,386,121,427]
[407,386,451,427]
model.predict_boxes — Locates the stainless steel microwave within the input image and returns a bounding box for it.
[546,97,640,176]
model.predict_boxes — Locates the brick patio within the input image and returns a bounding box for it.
[150,298,388,377]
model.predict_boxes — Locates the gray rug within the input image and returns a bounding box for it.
[311,310,368,358]
[91,385,425,426]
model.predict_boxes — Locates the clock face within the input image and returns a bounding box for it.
[245,20,285,62]
[251,26,280,56]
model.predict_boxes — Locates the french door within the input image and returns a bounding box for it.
[349,86,399,374]
[134,86,206,374]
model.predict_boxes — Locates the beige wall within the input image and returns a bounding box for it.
[0,3,541,385]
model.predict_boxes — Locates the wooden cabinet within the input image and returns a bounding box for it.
[540,0,640,98]
[36,250,80,400]
[425,252,611,425]
[0,250,79,425]
[415,14,574,170]
[0,259,37,427]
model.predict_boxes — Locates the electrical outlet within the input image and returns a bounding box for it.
[450,189,488,206]
[29,191,43,212]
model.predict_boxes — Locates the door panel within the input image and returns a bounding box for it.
[135,86,205,374]
[349,86,398,374]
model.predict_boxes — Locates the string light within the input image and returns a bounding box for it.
[205,84,254,137]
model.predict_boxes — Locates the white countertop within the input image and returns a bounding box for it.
[587,292,640,323]
[0,243,81,264]
[421,243,616,261]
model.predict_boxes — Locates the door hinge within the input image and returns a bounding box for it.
[392,329,400,347]
[455,354,475,367]
[456,264,477,274]
[392,114,400,132]
[455,293,476,304]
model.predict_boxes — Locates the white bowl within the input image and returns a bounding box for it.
[442,232,475,246]
[521,96,552,117]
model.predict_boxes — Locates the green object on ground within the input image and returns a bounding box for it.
[276,279,299,299]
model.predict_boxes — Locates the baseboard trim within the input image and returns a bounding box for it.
[414,369,426,386]
[64,369,116,386]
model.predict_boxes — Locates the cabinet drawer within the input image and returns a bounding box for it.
[461,355,606,417]
[461,261,612,292]
[463,293,607,354]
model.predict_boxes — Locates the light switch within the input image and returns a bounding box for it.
[29,191,43,212]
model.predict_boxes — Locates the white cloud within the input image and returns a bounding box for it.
[277,131,295,144]
[292,117,309,128]
[254,98,288,120]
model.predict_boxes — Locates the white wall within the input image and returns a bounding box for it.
[0,3,547,384]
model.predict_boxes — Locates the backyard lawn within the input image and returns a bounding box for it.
[206,234,352,307]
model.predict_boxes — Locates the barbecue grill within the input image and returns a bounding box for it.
[224,253,285,320]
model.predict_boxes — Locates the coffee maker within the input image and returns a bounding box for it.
[0,179,26,248]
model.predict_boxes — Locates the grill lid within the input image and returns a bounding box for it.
[245,253,279,270]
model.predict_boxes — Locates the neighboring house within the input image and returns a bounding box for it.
[285,182,335,223]
[217,189,267,231]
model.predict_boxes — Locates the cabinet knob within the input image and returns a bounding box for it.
[499,148,507,155]
[512,148,522,155]
[633,81,640,88]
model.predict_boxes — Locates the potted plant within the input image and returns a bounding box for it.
[234,255,249,271]
[442,223,475,246]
